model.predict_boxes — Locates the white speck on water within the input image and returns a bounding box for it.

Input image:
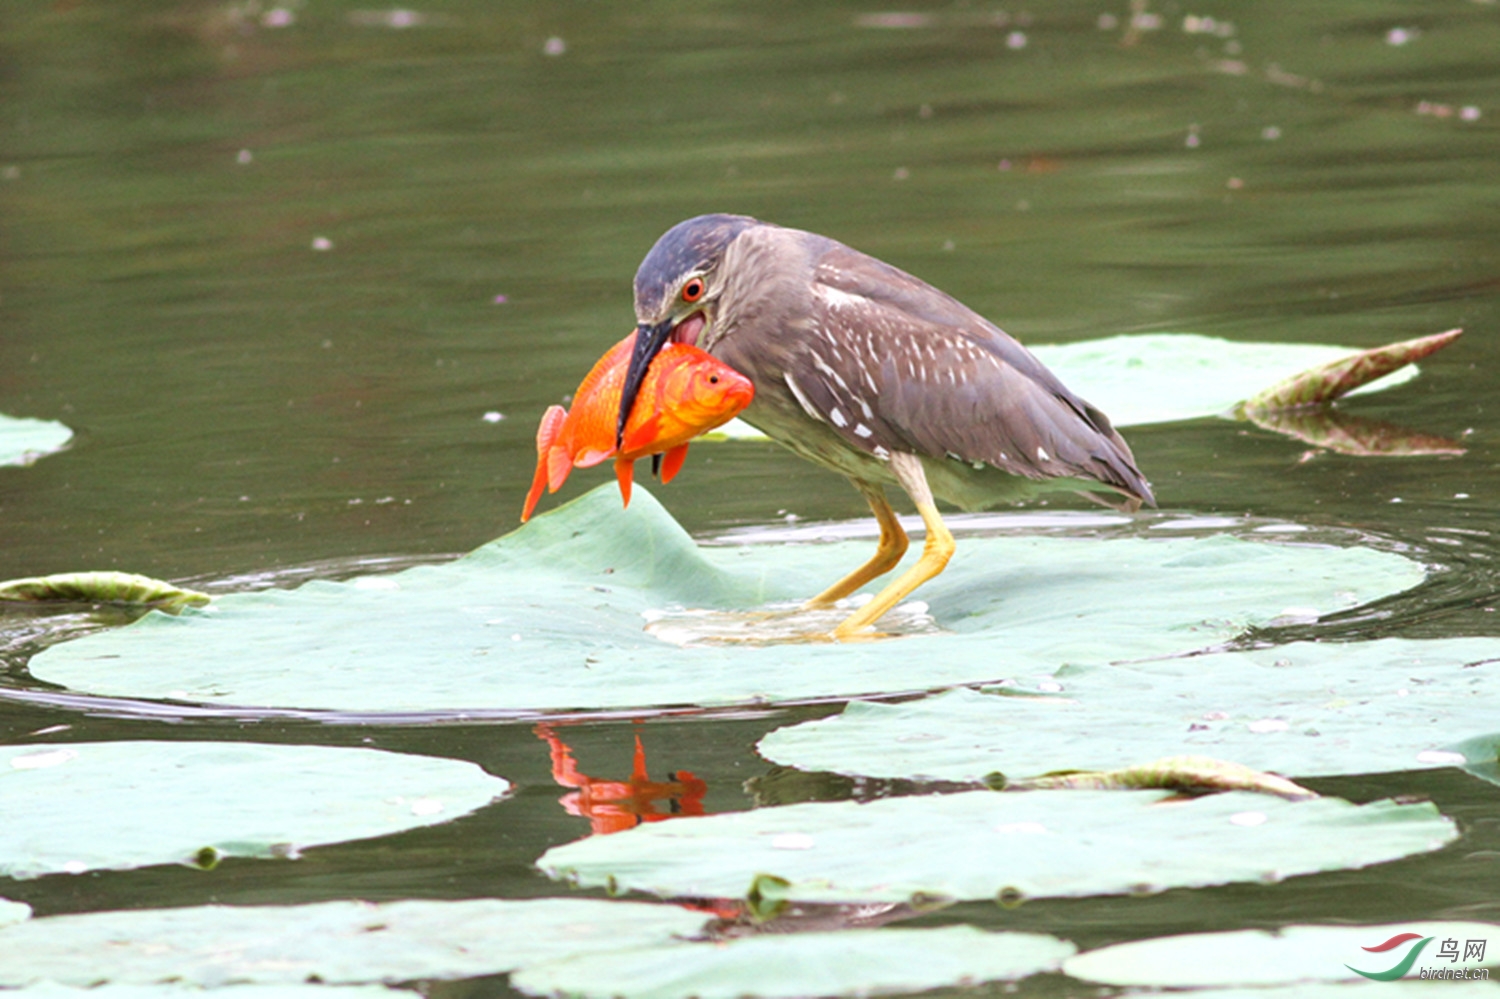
[312,236,334,251]
[1385,26,1416,46]
[1098,13,1118,30]
[1390,497,1403,504]
[236,149,253,164]
[1248,718,1289,733]
[482,411,505,423]
[1455,493,1470,499]
[1006,31,1027,49]
[11,748,78,771]
[262,8,294,28]
[1261,125,1281,140]
[1461,106,1481,121]
[1185,125,1201,148]
[1230,811,1268,827]
[893,167,910,181]
[771,833,816,850]
[543,36,566,56]
[1416,750,1467,766]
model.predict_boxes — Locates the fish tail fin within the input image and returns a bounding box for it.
[659,443,689,484]
[522,406,568,522]
[614,455,635,508]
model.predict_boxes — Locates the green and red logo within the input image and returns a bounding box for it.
[1347,932,1432,981]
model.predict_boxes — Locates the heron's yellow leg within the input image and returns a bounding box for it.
[803,480,909,608]
[833,455,954,640]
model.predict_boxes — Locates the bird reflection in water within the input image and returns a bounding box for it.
[535,723,707,836]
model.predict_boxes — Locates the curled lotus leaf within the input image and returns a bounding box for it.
[1003,755,1317,800]
[0,571,210,611]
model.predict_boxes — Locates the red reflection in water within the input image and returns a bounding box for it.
[535,723,708,836]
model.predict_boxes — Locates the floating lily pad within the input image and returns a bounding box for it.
[0,898,707,987]
[539,790,1455,905]
[757,638,1500,785]
[0,414,73,467]
[1033,333,1423,426]
[1063,922,1499,988]
[0,741,508,878]
[511,925,1075,999]
[711,333,1433,440]
[25,487,1423,714]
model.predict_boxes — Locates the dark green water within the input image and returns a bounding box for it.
[2,1,1499,993]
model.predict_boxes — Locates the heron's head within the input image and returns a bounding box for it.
[618,214,759,447]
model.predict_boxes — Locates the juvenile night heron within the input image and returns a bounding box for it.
[618,214,1154,640]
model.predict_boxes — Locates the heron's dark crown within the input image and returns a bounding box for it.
[634,214,761,319]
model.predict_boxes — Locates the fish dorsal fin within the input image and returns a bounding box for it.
[659,443,689,484]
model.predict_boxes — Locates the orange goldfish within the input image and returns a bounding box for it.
[520,331,754,522]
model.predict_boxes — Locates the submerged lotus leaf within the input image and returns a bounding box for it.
[0,414,73,467]
[0,741,508,878]
[0,898,708,987]
[539,789,1455,905]
[757,638,1500,784]
[511,925,1075,999]
[1063,922,1500,987]
[26,487,1423,713]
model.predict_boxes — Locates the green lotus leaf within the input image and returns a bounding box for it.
[0,899,30,927]
[511,925,1075,999]
[0,414,73,467]
[757,638,1500,784]
[0,741,508,878]
[0,898,707,987]
[0,571,210,611]
[24,487,1423,714]
[12,986,408,999]
[1237,329,1461,414]
[1063,922,1499,988]
[539,790,1455,905]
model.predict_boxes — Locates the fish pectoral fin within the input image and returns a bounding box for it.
[659,443,689,484]
[574,447,614,469]
[620,413,662,455]
[614,455,635,508]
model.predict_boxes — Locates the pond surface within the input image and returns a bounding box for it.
[2,0,1498,994]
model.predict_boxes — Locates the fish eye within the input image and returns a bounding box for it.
[709,375,719,383]
[681,277,706,303]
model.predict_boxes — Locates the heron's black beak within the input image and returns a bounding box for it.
[617,318,674,449]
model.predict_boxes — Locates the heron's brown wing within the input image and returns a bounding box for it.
[802,248,1152,502]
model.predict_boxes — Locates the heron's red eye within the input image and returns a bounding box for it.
[709,375,719,384]
[681,278,705,303]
